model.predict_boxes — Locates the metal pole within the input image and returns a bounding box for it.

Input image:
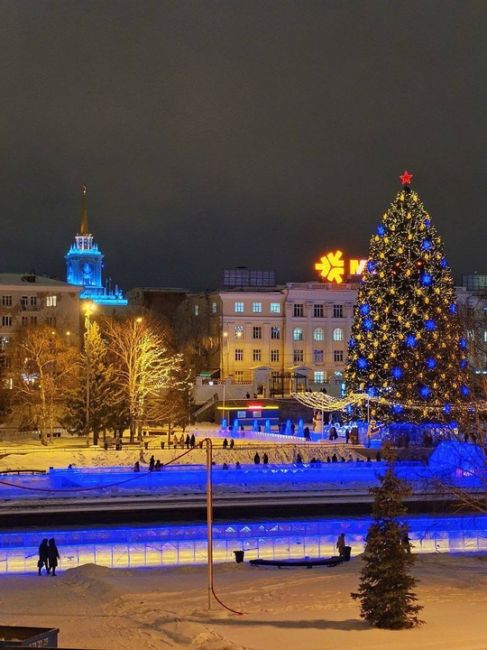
[321,396,324,441]
[85,314,90,447]
[206,438,214,610]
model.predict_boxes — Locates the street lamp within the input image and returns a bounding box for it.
[82,301,96,446]
[222,332,228,428]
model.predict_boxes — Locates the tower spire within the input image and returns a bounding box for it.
[80,184,89,235]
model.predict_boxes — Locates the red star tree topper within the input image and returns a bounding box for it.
[399,170,413,185]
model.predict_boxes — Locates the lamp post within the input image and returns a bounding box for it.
[83,301,96,446]
[222,332,228,428]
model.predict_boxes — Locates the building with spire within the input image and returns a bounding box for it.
[65,185,127,306]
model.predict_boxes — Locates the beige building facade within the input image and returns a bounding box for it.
[0,274,82,352]
[216,281,359,396]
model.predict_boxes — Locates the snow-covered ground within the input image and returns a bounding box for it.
[1,553,486,649]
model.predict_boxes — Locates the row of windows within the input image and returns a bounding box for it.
[234,301,281,314]
[0,295,57,308]
[293,304,344,318]
[231,369,337,383]
[232,302,346,317]
[233,349,344,363]
[293,327,344,341]
[1,315,57,327]
[230,325,345,341]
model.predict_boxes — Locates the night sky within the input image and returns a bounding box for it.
[2,1,486,291]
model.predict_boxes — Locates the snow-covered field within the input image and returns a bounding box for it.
[1,553,486,649]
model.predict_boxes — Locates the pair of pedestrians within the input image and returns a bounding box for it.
[38,538,60,576]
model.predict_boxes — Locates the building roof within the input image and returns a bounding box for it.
[0,274,81,290]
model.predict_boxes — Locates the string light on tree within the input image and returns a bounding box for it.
[346,172,470,423]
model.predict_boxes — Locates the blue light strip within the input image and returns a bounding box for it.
[1,514,486,574]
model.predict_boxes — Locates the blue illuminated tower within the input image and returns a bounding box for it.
[65,185,127,306]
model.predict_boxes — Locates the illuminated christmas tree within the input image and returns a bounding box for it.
[346,171,470,423]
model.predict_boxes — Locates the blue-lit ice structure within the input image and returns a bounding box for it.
[429,441,485,486]
[0,514,486,575]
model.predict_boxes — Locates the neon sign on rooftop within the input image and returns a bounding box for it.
[315,250,367,284]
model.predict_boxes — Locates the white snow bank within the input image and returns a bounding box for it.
[0,553,486,649]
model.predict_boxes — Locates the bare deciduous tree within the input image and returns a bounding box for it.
[104,317,184,442]
[13,326,78,444]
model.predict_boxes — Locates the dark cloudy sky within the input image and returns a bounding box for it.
[1,1,486,290]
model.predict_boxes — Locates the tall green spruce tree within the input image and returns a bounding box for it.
[346,171,469,423]
[63,320,114,445]
[352,445,423,629]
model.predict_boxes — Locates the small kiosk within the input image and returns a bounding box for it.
[217,401,280,430]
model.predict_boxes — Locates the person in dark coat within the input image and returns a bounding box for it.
[185,434,191,448]
[263,452,269,465]
[149,455,155,471]
[336,533,346,558]
[38,538,49,575]
[296,453,303,465]
[190,433,196,448]
[254,452,260,465]
[47,538,60,576]
[229,439,235,449]
[133,461,140,472]
[223,438,228,449]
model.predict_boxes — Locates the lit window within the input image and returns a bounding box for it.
[21,296,28,307]
[211,302,217,314]
[46,296,57,308]
[484,330,487,343]
[235,349,243,361]
[333,304,343,318]
[1,316,12,327]
[253,326,262,339]
[293,349,304,363]
[270,302,281,313]
[1,296,12,307]
[313,328,324,341]
[234,301,244,313]
[252,302,262,313]
[293,327,304,341]
[314,349,324,363]
[0,337,10,350]
[271,349,280,362]
[313,304,324,318]
[194,305,199,316]
[333,327,344,341]
[253,349,261,362]
[314,371,325,383]
[271,326,280,340]
[234,370,244,381]
[334,350,344,362]
[293,304,304,317]
[235,325,244,339]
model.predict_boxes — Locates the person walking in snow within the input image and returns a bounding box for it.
[47,538,60,576]
[38,538,49,575]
